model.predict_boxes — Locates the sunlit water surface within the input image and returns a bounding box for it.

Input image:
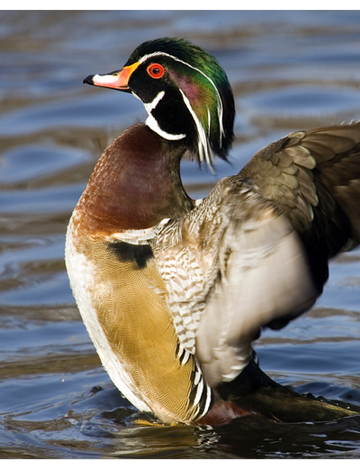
[1,10,360,458]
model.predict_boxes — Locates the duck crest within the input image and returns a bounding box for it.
[93,37,235,170]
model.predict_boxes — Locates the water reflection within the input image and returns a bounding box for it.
[1,10,360,458]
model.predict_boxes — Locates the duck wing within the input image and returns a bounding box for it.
[157,122,360,388]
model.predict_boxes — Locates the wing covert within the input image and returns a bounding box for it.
[240,122,360,255]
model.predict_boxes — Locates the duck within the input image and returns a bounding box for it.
[65,37,360,426]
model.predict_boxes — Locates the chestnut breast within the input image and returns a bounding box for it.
[76,123,193,235]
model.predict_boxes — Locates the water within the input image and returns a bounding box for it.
[1,10,360,458]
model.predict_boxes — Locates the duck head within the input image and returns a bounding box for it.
[84,37,235,169]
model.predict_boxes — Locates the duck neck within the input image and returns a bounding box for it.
[76,123,193,235]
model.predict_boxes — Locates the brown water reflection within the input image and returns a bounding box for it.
[1,10,360,458]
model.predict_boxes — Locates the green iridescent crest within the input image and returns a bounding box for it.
[128,38,235,167]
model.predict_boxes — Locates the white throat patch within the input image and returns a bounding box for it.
[143,91,186,141]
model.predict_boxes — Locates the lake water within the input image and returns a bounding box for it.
[1,10,360,458]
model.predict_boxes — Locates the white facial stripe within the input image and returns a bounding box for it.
[146,114,186,140]
[140,51,225,146]
[144,90,165,113]
[142,90,186,140]
[207,108,211,138]
[179,90,215,171]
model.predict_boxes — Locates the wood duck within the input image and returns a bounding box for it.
[65,37,360,425]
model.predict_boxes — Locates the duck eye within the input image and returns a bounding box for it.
[147,63,165,79]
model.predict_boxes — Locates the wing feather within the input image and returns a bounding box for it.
[194,122,360,387]
[196,204,318,387]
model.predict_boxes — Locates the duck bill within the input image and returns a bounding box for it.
[83,62,140,92]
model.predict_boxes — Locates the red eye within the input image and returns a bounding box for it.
[147,63,165,79]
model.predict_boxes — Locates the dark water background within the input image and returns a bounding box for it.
[1,10,360,458]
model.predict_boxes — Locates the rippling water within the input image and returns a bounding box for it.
[1,10,360,458]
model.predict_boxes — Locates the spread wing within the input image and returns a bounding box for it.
[194,122,360,387]
[241,123,360,257]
